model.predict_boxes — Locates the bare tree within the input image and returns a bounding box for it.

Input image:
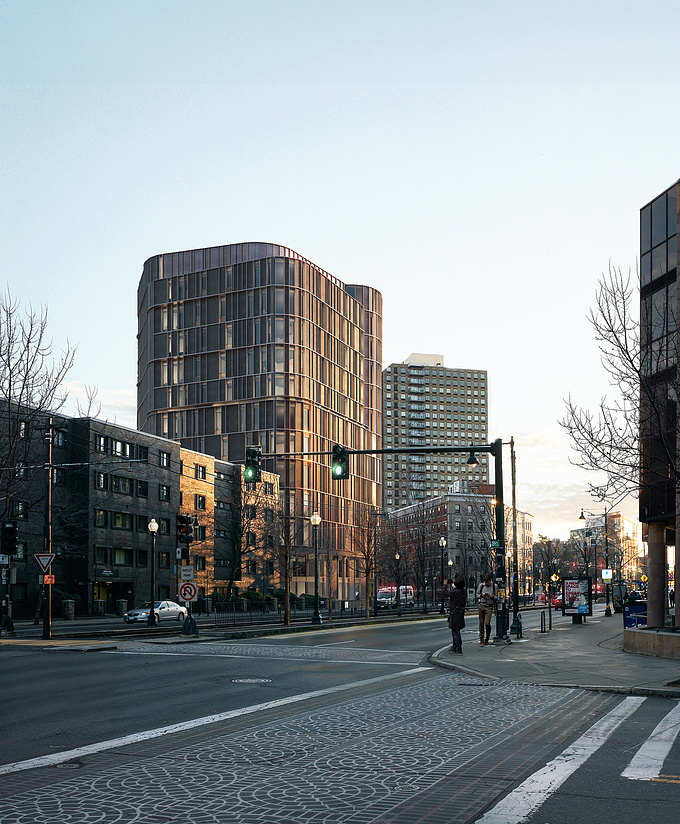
[560,263,665,503]
[270,492,307,626]
[0,291,77,520]
[352,503,380,618]
[533,536,563,595]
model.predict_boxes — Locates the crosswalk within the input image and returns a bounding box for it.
[477,696,680,823]
[621,699,680,782]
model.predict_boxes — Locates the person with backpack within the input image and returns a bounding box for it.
[476,573,497,646]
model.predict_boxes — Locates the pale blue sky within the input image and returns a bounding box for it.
[2,0,679,538]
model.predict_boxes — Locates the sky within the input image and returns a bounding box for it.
[2,0,679,540]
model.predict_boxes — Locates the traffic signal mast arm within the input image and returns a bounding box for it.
[245,438,505,562]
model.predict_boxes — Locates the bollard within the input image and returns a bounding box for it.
[540,610,547,633]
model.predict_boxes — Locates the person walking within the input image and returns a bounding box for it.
[476,572,497,646]
[445,575,467,654]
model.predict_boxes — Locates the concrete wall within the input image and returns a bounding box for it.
[624,627,680,660]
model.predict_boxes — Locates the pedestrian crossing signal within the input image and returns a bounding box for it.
[331,445,349,480]
[244,446,262,482]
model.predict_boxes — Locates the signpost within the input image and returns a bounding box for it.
[35,554,55,573]
[179,581,198,603]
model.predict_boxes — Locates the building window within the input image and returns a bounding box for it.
[195,494,206,510]
[14,501,28,521]
[160,451,170,468]
[95,546,107,564]
[95,510,107,528]
[136,515,149,532]
[195,556,206,571]
[195,464,206,480]
[160,518,170,535]
[137,480,148,498]
[159,485,170,501]
[112,476,133,495]
[95,472,108,490]
[137,550,149,566]
[246,531,256,546]
[159,552,170,568]
[112,512,132,530]
[113,548,133,565]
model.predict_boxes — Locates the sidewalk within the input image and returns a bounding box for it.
[432,609,680,697]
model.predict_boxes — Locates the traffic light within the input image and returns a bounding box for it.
[176,514,193,544]
[1,521,18,555]
[244,446,262,482]
[331,444,349,480]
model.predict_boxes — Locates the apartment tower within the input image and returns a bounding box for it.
[381,354,489,511]
[137,243,382,598]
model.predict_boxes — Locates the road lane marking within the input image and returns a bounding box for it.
[621,700,680,781]
[0,667,431,776]
[313,639,356,646]
[103,649,424,665]
[474,696,646,824]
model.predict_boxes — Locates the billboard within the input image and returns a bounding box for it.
[562,577,592,616]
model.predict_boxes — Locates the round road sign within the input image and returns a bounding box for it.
[179,581,198,602]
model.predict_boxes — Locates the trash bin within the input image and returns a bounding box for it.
[62,600,75,620]
[116,599,128,617]
[92,599,106,616]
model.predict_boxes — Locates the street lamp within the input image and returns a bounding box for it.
[310,511,322,625]
[395,551,402,616]
[580,507,612,616]
[147,518,159,627]
[439,535,447,614]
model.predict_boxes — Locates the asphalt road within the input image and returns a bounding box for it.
[2,613,678,824]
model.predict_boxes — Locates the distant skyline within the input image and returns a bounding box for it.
[3,0,679,538]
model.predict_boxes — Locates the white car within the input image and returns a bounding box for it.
[123,601,187,625]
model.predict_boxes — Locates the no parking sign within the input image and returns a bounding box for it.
[179,581,198,603]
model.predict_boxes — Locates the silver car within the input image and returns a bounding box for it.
[123,600,187,625]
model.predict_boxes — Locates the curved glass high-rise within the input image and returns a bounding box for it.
[137,242,382,598]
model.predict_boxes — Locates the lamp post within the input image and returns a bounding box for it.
[439,535,447,614]
[147,518,159,627]
[310,512,322,625]
[395,551,402,616]
[580,507,612,616]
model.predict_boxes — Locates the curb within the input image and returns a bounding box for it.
[428,651,680,698]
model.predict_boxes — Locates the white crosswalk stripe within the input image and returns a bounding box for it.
[621,700,680,781]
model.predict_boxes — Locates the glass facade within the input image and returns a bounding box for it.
[381,358,489,511]
[640,184,678,524]
[137,243,382,585]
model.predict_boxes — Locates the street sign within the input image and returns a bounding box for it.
[491,541,499,548]
[34,553,55,573]
[640,574,648,582]
[179,581,198,602]
[180,566,194,581]
[0,554,8,565]
[602,569,613,581]
[43,575,55,584]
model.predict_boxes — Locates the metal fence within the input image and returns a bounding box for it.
[211,599,430,628]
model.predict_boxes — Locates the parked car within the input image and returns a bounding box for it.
[123,601,187,625]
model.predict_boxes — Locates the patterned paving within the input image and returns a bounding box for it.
[0,670,575,824]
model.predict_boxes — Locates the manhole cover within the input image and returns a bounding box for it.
[231,678,271,684]
[55,761,82,770]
